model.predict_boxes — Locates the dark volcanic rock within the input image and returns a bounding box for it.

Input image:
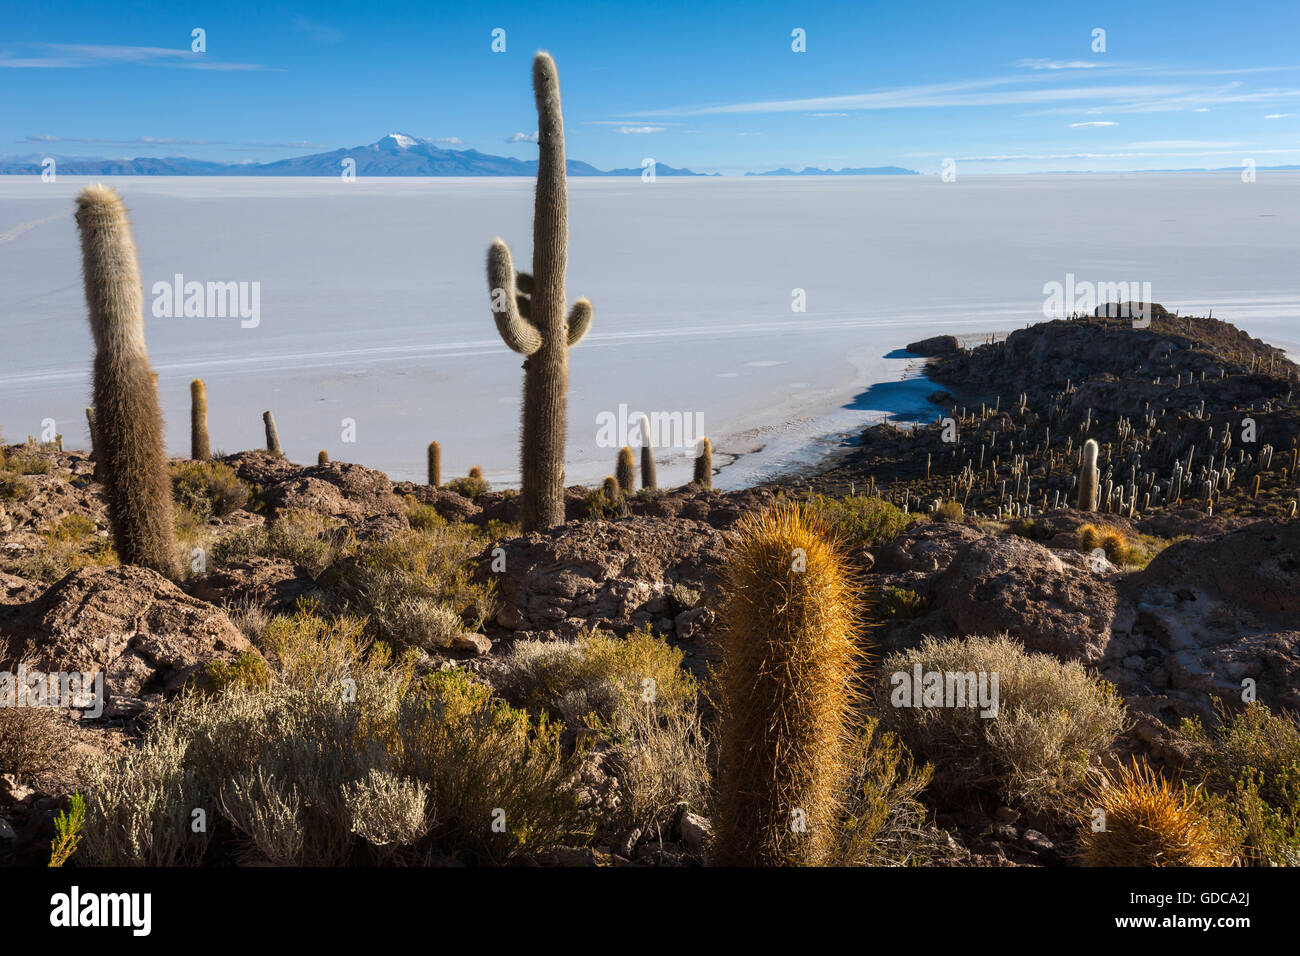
[906,334,960,356]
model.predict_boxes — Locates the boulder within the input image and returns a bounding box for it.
[1112,519,1300,718]
[906,335,960,356]
[2,566,258,715]
[926,534,1116,663]
[485,517,729,643]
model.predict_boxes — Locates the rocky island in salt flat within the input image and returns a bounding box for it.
[3,293,1297,868]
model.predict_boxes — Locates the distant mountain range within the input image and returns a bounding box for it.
[745,165,919,176]
[0,133,715,177]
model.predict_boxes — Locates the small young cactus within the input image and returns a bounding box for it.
[74,185,178,579]
[637,413,657,490]
[601,475,620,501]
[693,437,713,491]
[427,441,441,487]
[263,410,283,457]
[1077,438,1099,511]
[469,465,484,480]
[485,53,593,533]
[615,446,635,495]
[317,450,329,466]
[190,378,210,460]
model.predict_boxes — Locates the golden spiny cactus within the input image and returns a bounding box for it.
[427,441,441,486]
[715,503,865,865]
[190,379,210,460]
[1077,759,1236,866]
[74,185,178,578]
[615,446,635,495]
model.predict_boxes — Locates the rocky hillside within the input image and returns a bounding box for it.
[0,310,1296,868]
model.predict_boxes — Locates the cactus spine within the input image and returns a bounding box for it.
[74,185,178,579]
[693,437,713,490]
[1077,438,1099,511]
[190,378,210,460]
[715,504,864,865]
[615,446,635,495]
[427,441,441,487]
[263,410,282,456]
[638,413,657,490]
[485,53,593,533]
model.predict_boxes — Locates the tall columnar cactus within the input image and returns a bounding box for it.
[190,378,210,460]
[485,53,593,533]
[715,504,864,865]
[615,446,635,495]
[638,413,657,490]
[1077,438,1099,511]
[263,410,282,456]
[693,437,713,490]
[427,441,441,487]
[74,185,178,579]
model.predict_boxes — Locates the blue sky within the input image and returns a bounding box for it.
[3,0,1299,174]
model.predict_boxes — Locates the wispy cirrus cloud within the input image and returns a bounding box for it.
[1070,121,1118,127]
[616,125,664,134]
[1018,58,1102,70]
[0,42,272,70]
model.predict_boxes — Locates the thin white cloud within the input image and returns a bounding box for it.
[1071,121,1117,127]
[1019,58,1101,70]
[0,43,271,71]
[431,137,464,145]
[25,134,325,148]
[806,112,849,117]
[1265,113,1292,119]
[1126,140,1242,149]
[616,126,664,134]
[292,18,344,44]
[505,131,539,143]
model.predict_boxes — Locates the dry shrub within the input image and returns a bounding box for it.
[874,634,1128,814]
[496,627,709,837]
[212,508,353,576]
[171,459,251,520]
[1182,701,1300,865]
[80,610,585,866]
[830,717,939,866]
[319,525,495,649]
